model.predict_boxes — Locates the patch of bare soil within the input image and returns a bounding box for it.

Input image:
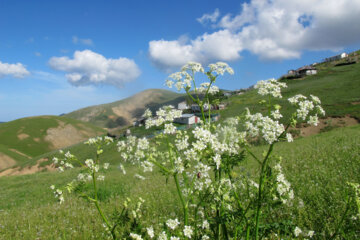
[0,158,56,177]
[45,123,91,149]
[351,101,360,105]
[17,133,29,140]
[9,149,32,159]
[0,153,16,170]
[33,137,40,142]
[292,116,359,137]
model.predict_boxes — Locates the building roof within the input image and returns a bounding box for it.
[181,114,195,118]
[297,65,316,71]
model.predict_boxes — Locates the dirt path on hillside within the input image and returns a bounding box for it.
[0,153,16,170]
[0,158,56,177]
[9,149,32,159]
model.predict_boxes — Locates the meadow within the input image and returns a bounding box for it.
[0,124,359,239]
[0,61,359,239]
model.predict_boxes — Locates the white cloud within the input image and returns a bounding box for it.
[149,0,360,69]
[0,60,30,78]
[72,36,94,46]
[149,30,243,71]
[197,8,220,26]
[48,50,141,88]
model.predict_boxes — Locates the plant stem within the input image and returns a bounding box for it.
[254,143,274,240]
[174,173,188,225]
[92,154,116,239]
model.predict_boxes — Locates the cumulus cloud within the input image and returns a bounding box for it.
[149,0,360,69]
[49,50,141,88]
[0,60,30,78]
[197,8,220,26]
[72,36,94,46]
[149,30,243,72]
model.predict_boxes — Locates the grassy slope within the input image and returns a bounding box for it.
[0,124,358,239]
[220,62,360,122]
[0,116,105,164]
[65,89,186,129]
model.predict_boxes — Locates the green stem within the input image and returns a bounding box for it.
[254,143,274,240]
[174,173,188,225]
[92,155,116,239]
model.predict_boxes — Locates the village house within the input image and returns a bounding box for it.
[297,65,317,76]
[324,52,348,62]
[285,65,317,79]
[173,114,200,125]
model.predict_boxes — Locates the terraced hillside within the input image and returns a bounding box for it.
[65,89,185,129]
[0,116,105,169]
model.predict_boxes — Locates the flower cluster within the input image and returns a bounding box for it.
[145,105,182,129]
[50,185,64,204]
[208,62,234,75]
[273,163,294,204]
[288,94,325,126]
[245,109,287,144]
[166,62,233,93]
[254,78,287,98]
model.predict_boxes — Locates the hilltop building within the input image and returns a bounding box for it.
[324,52,348,62]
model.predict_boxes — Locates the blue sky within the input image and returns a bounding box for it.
[1,0,360,122]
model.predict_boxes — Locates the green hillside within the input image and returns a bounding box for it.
[0,124,358,239]
[65,89,186,129]
[220,60,360,122]
[0,115,105,168]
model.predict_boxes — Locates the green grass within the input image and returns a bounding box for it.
[0,125,359,239]
[0,115,105,164]
[220,62,360,122]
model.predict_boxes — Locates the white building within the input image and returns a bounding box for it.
[174,114,200,125]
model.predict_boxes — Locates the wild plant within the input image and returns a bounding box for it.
[51,61,358,239]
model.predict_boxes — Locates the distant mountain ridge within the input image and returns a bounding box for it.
[65,89,186,129]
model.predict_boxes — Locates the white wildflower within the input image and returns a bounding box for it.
[97,175,105,181]
[286,133,293,142]
[254,78,287,98]
[307,115,319,126]
[130,233,143,240]
[202,220,209,229]
[271,109,282,120]
[294,227,302,237]
[103,163,110,170]
[182,62,204,73]
[164,123,177,134]
[119,164,126,174]
[183,226,193,238]
[213,154,221,169]
[143,108,153,118]
[158,231,168,240]
[146,226,154,239]
[134,174,146,180]
[166,218,180,230]
[307,230,315,238]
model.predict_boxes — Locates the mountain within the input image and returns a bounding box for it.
[65,89,186,129]
[0,115,105,169]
